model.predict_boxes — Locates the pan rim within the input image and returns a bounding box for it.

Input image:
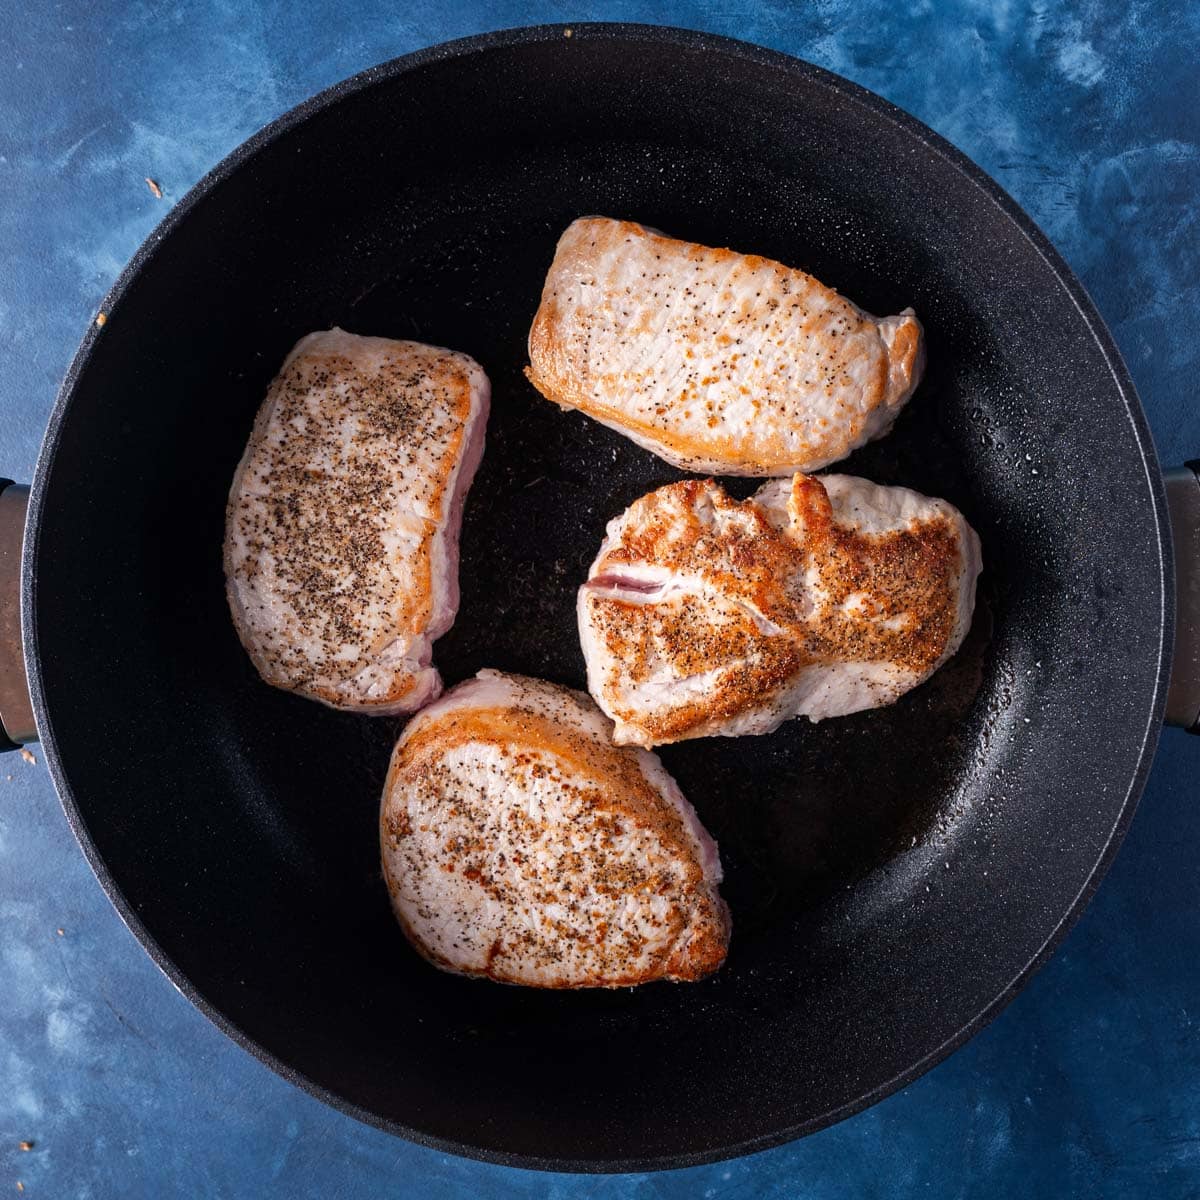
[22,21,1173,1173]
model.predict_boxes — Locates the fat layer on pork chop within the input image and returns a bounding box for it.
[526,217,923,476]
[225,328,489,713]
[579,474,981,747]
[380,670,730,987]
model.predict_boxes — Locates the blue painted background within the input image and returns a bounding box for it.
[2,2,1198,1196]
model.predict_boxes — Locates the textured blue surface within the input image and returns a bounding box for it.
[1,2,1199,1196]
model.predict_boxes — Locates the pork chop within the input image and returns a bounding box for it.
[379,670,729,987]
[526,217,923,475]
[224,328,489,713]
[579,474,981,747]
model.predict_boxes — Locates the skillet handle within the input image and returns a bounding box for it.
[0,467,1188,741]
[1166,462,1200,732]
[0,481,35,748]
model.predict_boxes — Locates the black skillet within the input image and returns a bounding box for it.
[2,23,1198,1173]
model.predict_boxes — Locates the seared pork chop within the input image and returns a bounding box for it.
[526,218,923,475]
[380,670,729,987]
[579,474,981,747]
[225,328,488,713]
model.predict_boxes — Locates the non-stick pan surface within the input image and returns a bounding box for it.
[26,24,1169,1170]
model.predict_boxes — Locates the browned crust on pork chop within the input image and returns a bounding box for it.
[225,332,486,712]
[380,673,729,987]
[526,218,923,475]
[583,476,965,744]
